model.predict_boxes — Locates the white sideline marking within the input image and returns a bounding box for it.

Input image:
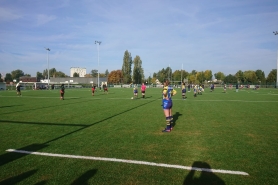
[6,149,249,176]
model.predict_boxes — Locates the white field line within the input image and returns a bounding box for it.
[6,149,249,176]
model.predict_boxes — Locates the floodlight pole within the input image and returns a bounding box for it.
[45,48,50,88]
[95,41,101,88]
[274,31,278,88]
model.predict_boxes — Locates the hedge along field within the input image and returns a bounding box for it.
[0,87,277,185]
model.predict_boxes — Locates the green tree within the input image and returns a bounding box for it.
[11,69,24,82]
[133,55,143,84]
[214,72,225,82]
[235,70,244,83]
[172,70,189,83]
[5,73,13,83]
[91,69,98,77]
[204,70,213,81]
[243,70,257,84]
[224,74,237,83]
[105,69,109,77]
[55,71,67,77]
[122,50,132,84]
[196,71,205,83]
[43,69,48,78]
[266,69,277,84]
[255,70,266,84]
[73,72,79,77]
[37,72,44,80]
[49,68,57,77]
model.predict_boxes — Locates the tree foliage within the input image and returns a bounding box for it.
[203,70,213,81]
[5,73,13,83]
[108,70,123,84]
[255,70,266,83]
[172,70,189,82]
[235,70,244,83]
[266,69,277,83]
[105,69,109,77]
[91,69,98,77]
[11,69,24,82]
[133,55,143,84]
[224,74,237,83]
[122,50,132,84]
[156,67,172,83]
[214,72,225,81]
[243,70,257,83]
[73,72,79,77]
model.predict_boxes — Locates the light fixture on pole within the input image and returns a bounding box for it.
[274,31,278,88]
[95,41,101,88]
[45,48,50,88]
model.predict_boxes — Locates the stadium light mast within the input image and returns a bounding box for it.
[274,31,278,88]
[95,41,101,88]
[45,48,50,88]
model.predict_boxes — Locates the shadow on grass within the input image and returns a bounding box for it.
[0,169,38,185]
[43,97,159,144]
[0,144,49,167]
[183,161,225,185]
[0,120,88,127]
[0,98,96,116]
[0,105,23,109]
[71,169,98,185]
[172,112,182,128]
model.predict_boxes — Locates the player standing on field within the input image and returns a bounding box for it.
[162,80,176,132]
[133,85,138,99]
[92,85,95,96]
[60,84,65,100]
[141,83,146,98]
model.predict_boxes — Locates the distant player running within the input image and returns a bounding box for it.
[103,84,108,94]
[16,83,22,96]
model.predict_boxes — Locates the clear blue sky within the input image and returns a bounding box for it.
[0,0,278,78]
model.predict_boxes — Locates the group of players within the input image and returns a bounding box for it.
[91,84,108,96]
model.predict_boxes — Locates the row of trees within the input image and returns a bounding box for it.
[107,50,277,85]
[1,50,277,85]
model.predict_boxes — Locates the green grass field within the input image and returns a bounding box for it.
[0,87,277,185]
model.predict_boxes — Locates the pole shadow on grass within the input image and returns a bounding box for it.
[71,169,98,185]
[0,169,38,185]
[0,105,23,109]
[0,144,49,167]
[0,98,98,116]
[183,161,225,185]
[42,98,160,144]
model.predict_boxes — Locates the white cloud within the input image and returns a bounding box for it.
[0,7,21,22]
[36,14,56,26]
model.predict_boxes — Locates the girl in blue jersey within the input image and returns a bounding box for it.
[182,82,186,100]
[162,80,176,132]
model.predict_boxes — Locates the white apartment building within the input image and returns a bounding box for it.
[70,67,86,77]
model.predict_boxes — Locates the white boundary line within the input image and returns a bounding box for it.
[6,149,249,176]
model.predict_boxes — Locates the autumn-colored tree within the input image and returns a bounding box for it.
[108,70,123,84]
